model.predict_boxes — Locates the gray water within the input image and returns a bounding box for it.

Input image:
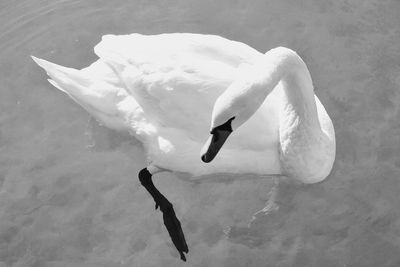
[1,0,400,266]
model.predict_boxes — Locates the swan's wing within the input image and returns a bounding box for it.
[32,56,157,143]
[93,33,263,141]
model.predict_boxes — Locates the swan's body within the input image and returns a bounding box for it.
[33,33,335,183]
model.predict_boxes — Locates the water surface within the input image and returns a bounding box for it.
[1,0,400,266]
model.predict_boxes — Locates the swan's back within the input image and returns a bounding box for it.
[94,33,262,69]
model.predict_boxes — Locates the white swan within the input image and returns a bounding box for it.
[32,33,335,183]
[32,33,335,260]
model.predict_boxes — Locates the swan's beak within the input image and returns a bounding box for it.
[200,128,232,163]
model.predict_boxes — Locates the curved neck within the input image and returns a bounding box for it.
[214,47,321,133]
[260,47,321,130]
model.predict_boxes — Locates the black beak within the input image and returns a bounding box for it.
[200,129,232,163]
[200,117,234,163]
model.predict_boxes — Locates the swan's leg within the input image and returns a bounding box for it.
[138,166,189,261]
[249,177,280,225]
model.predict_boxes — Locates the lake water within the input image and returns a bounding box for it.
[1,0,400,266]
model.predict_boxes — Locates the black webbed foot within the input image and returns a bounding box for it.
[161,202,189,261]
[138,168,189,261]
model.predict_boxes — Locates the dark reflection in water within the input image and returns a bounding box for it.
[1,0,400,266]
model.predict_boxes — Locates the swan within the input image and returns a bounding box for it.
[32,33,336,261]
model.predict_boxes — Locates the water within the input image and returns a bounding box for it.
[1,0,400,266]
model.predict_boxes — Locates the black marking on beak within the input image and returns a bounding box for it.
[201,117,235,163]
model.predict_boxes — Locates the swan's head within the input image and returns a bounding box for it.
[201,82,263,163]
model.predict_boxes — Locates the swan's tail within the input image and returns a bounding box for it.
[31,56,136,132]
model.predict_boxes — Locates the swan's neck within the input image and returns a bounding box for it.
[214,47,334,182]
[258,47,334,182]
[261,47,321,131]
